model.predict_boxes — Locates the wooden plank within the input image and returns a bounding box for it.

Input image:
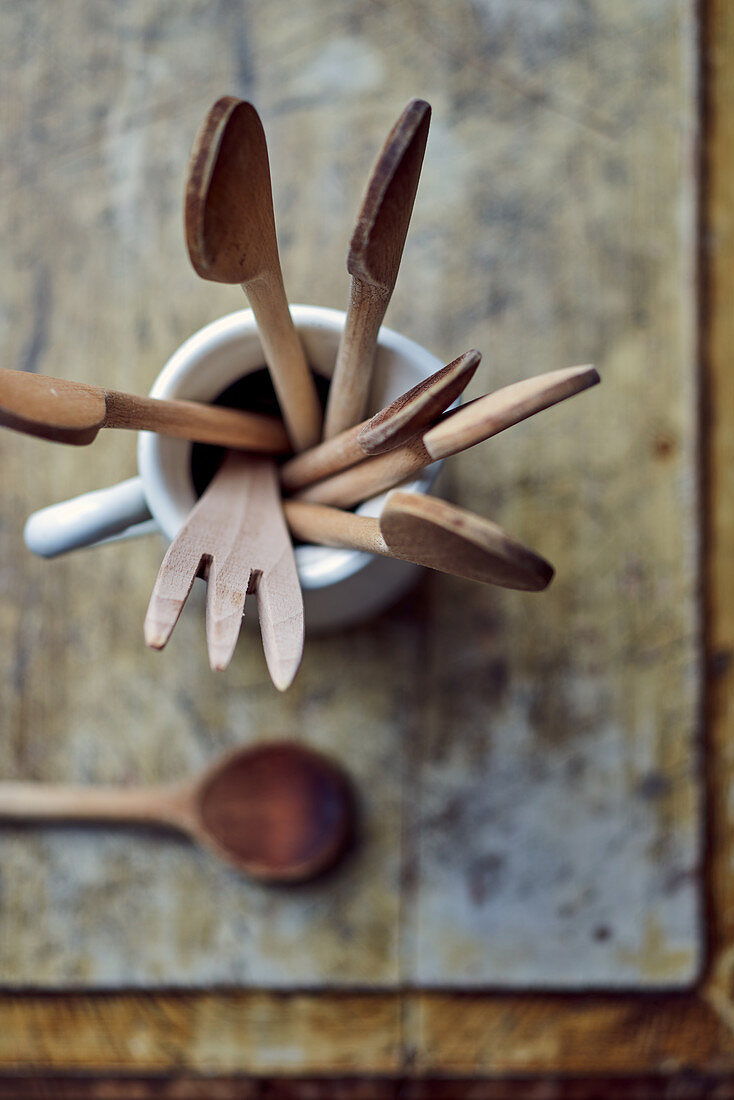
[1,0,731,1084]
[0,0,407,990]
[0,0,702,994]
[1,1078,733,1100]
[0,993,401,1075]
[399,0,702,989]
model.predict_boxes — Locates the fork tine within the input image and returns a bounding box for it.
[256,553,304,691]
[205,559,252,672]
[144,542,206,650]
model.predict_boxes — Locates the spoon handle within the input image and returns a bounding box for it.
[294,365,600,508]
[293,435,429,508]
[244,276,323,453]
[103,391,290,452]
[280,349,481,493]
[322,278,389,439]
[0,782,189,829]
[280,422,364,494]
[422,365,600,461]
[284,500,386,554]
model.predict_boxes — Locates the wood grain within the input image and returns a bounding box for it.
[0,0,715,1086]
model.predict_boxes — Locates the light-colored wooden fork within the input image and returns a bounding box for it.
[144,450,303,687]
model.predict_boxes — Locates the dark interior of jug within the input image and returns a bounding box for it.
[190,366,331,498]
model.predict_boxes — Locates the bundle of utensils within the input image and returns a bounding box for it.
[0,97,599,692]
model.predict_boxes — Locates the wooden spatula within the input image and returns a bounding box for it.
[294,365,600,507]
[322,99,431,438]
[0,367,290,451]
[280,349,480,493]
[185,98,322,451]
[145,450,303,687]
[283,492,553,591]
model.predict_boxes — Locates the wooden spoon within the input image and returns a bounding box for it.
[185,97,322,451]
[280,349,480,493]
[0,367,290,451]
[294,365,600,508]
[284,491,554,591]
[0,741,353,882]
[145,451,303,686]
[322,99,431,438]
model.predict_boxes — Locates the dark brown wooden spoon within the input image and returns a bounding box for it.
[322,99,431,438]
[185,97,323,451]
[0,742,353,882]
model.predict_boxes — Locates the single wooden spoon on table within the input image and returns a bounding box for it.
[0,742,353,882]
[145,451,303,685]
[294,365,600,507]
[284,491,554,592]
[186,97,322,451]
[281,348,480,493]
[322,99,432,438]
[0,367,290,451]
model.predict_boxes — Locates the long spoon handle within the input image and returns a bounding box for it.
[104,390,290,451]
[291,436,428,507]
[322,279,389,439]
[281,349,481,492]
[294,365,599,507]
[0,782,189,828]
[284,500,386,554]
[280,420,365,494]
[244,276,323,453]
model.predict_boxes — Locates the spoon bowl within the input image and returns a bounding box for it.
[185,98,277,285]
[192,741,353,880]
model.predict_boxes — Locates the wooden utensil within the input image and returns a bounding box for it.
[0,741,353,882]
[280,349,480,493]
[0,367,290,451]
[322,99,432,438]
[284,492,553,591]
[294,365,600,508]
[185,97,322,451]
[145,450,303,686]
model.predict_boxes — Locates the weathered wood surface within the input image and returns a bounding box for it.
[0,0,706,1065]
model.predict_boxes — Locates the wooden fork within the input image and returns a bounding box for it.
[144,451,303,688]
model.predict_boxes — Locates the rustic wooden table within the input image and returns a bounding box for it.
[0,0,732,1093]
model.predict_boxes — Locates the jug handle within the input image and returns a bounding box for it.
[24,477,155,558]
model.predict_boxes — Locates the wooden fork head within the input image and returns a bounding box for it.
[144,451,304,689]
